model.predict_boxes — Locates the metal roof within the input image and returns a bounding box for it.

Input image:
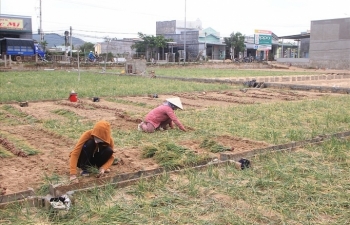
[0,14,31,18]
[278,33,310,39]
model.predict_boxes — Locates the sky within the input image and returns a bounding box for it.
[1,0,349,42]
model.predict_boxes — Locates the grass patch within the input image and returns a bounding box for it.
[3,138,348,224]
[142,141,210,170]
[36,173,63,196]
[0,70,233,102]
[153,67,320,78]
[52,109,83,121]
[0,131,40,156]
[2,104,28,117]
[107,97,150,108]
[42,119,93,140]
[200,139,231,153]
[86,165,100,175]
[0,146,13,157]
[179,95,350,145]
[0,105,39,125]
[0,65,349,224]
[110,95,350,150]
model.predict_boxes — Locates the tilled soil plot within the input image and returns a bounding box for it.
[0,88,346,195]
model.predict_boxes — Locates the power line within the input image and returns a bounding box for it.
[74,29,140,35]
[52,0,167,18]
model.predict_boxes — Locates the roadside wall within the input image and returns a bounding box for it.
[276,58,310,68]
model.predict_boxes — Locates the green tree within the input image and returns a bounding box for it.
[224,32,245,59]
[155,35,169,59]
[131,32,172,61]
[79,42,95,53]
[99,52,114,62]
[39,40,48,51]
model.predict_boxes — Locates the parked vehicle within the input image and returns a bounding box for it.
[34,43,47,61]
[243,56,255,63]
[0,38,46,61]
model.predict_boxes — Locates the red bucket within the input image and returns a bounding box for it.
[69,93,78,102]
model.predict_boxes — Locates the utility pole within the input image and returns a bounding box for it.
[183,0,186,63]
[104,38,111,72]
[64,31,69,59]
[204,32,206,48]
[40,0,43,41]
[70,26,73,57]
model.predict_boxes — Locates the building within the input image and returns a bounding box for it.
[199,27,226,60]
[0,14,33,39]
[309,17,350,69]
[244,32,282,61]
[278,32,310,59]
[156,19,226,62]
[277,17,350,70]
[96,38,139,60]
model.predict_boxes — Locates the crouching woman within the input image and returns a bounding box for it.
[69,120,114,181]
[138,97,186,132]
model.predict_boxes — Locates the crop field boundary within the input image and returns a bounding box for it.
[153,75,350,94]
[1,129,350,210]
[106,71,350,94]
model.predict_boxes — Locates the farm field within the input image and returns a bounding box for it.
[0,64,349,224]
[2,88,346,195]
[0,64,349,194]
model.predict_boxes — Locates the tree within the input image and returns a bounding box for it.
[155,35,169,60]
[224,32,245,59]
[131,32,172,61]
[40,40,48,51]
[99,52,114,62]
[79,42,95,53]
[131,32,154,61]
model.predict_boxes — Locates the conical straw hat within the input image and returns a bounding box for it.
[166,97,183,110]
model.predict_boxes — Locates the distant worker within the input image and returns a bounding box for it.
[138,97,187,132]
[69,120,115,182]
[88,51,96,62]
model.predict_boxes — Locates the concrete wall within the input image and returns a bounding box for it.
[276,58,310,68]
[156,20,176,35]
[309,17,350,70]
[99,39,137,58]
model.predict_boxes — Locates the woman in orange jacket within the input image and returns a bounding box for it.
[69,120,114,181]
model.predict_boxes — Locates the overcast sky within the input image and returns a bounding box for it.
[1,0,349,42]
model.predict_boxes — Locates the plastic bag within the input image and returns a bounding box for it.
[50,194,71,210]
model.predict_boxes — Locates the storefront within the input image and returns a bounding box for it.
[0,14,33,39]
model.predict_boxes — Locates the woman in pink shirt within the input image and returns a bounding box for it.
[138,97,186,132]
